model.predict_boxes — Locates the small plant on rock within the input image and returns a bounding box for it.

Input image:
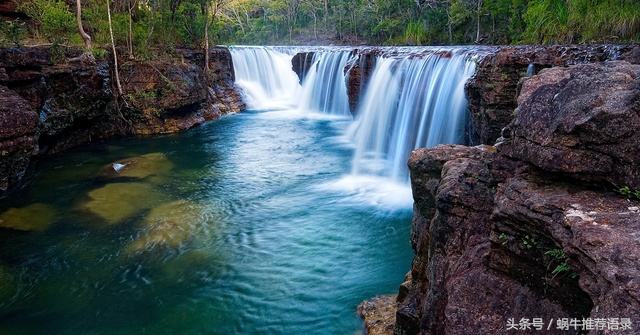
[618,186,640,201]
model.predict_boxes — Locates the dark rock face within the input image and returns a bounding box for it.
[388,61,640,335]
[467,45,640,145]
[0,85,37,194]
[0,47,122,155]
[344,50,376,114]
[291,52,315,83]
[0,46,244,197]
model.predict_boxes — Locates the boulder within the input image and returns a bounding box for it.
[291,52,315,83]
[466,44,640,145]
[499,61,640,189]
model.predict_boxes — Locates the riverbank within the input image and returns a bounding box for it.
[0,46,245,197]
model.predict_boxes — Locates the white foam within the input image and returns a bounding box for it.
[316,175,414,210]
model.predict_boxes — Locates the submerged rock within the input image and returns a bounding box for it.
[126,200,202,253]
[81,182,165,225]
[101,152,174,182]
[0,203,57,231]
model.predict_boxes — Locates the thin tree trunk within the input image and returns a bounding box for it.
[107,0,123,95]
[128,0,134,59]
[447,10,453,44]
[475,0,482,43]
[204,2,210,72]
[323,0,328,26]
[76,0,92,50]
[313,12,317,39]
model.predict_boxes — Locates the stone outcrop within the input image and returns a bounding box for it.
[0,85,37,194]
[291,52,315,83]
[344,50,376,114]
[466,44,640,145]
[0,46,244,196]
[362,61,640,334]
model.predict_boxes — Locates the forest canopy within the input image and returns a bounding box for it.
[1,0,639,54]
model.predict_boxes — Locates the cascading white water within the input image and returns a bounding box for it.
[297,51,352,116]
[229,46,300,109]
[230,46,480,206]
[347,50,477,183]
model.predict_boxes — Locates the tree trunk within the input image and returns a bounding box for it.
[313,12,317,39]
[76,0,92,50]
[447,11,453,44]
[128,0,134,59]
[204,3,210,72]
[107,0,123,95]
[323,0,328,26]
[475,0,482,43]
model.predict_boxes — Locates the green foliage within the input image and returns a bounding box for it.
[544,248,567,260]
[404,21,428,45]
[498,232,509,245]
[544,248,577,280]
[551,262,571,276]
[19,0,77,44]
[618,186,640,201]
[9,0,640,51]
[520,234,536,250]
[0,20,27,47]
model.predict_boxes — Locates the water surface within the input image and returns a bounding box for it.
[0,110,412,335]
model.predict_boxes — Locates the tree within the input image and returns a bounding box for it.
[75,0,92,51]
[107,0,123,95]
[127,0,136,59]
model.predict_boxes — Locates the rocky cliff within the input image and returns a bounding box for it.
[0,46,245,197]
[466,45,640,145]
[360,60,640,334]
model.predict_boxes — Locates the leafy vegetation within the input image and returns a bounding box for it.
[618,186,640,201]
[544,248,577,280]
[1,0,638,52]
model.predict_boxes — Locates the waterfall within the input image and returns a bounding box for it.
[297,51,352,116]
[347,50,477,183]
[229,46,480,203]
[229,46,300,109]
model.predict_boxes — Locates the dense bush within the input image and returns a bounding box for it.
[3,0,638,53]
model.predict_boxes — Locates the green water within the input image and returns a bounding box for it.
[0,110,412,334]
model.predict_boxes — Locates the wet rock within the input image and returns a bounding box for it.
[344,50,376,114]
[291,52,315,83]
[0,85,38,194]
[500,61,640,189]
[81,182,165,225]
[126,200,201,253]
[0,203,57,231]
[357,295,397,335]
[101,152,174,181]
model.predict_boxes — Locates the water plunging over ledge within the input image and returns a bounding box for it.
[230,46,482,197]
